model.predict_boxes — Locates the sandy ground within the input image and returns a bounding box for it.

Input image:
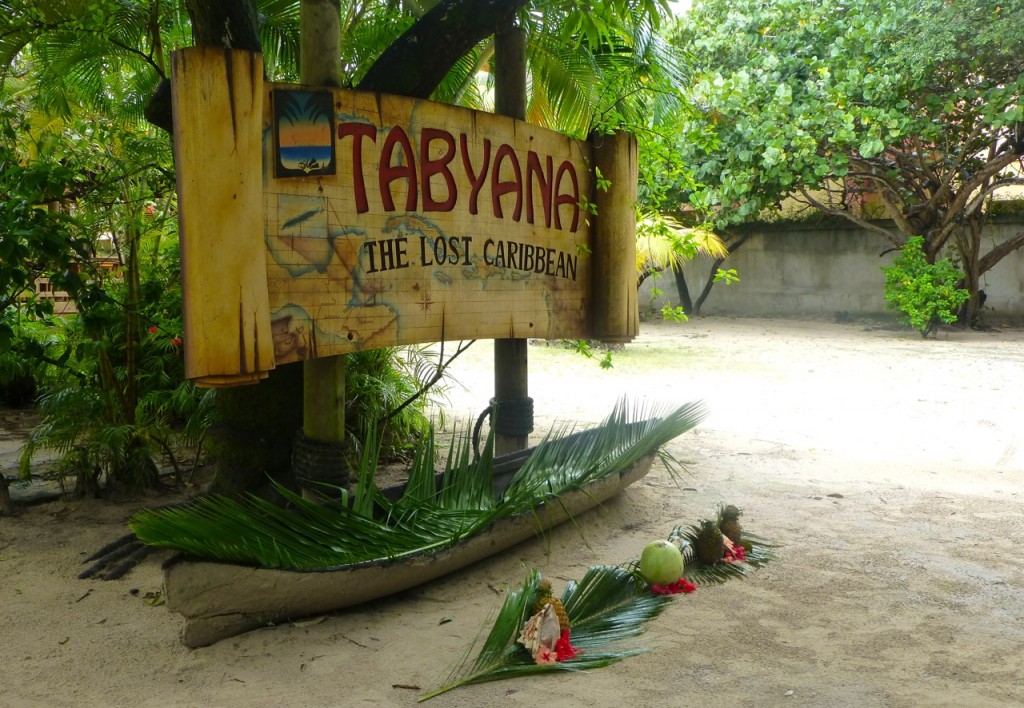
[2,316,1023,707]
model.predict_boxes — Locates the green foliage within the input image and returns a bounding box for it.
[668,0,1023,238]
[420,565,671,701]
[345,345,444,459]
[0,316,72,405]
[882,237,969,337]
[713,268,740,285]
[562,339,615,369]
[19,263,206,494]
[129,398,708,568]
[9,114,205,495]
[665,0,1023,324]
[0,108,90,349]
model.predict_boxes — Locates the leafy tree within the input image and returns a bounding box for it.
[669,0,1024,326]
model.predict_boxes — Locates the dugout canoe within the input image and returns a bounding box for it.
[162,446,655,648]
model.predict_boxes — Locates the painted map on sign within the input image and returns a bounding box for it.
[263,86,594,363]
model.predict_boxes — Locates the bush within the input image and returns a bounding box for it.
[882,236,969,338]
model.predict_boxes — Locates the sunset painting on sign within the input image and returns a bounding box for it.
[273,90,336,177]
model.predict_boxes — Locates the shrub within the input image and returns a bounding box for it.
[882,236,969,338]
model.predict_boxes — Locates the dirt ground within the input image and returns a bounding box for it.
[1,316,1022,707]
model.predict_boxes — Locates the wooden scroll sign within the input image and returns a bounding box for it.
[171,48,637,387]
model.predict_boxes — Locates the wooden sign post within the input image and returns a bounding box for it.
[492,21,531,456]
[171,44,639,463]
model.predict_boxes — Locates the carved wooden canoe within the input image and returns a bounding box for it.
[163,451,654,648]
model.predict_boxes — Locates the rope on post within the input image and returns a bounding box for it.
[292,430,350,499]
[472,396,534,459]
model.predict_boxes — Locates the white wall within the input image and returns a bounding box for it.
[640,217,1024,321]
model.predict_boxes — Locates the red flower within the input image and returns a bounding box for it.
[171,337,183,347]
[650,578,697,595]
[147,326,158,334]
[554,629,579,661]
[724,543,747,563]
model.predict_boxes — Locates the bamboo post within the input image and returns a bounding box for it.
[492,21,533,456]
[297,0,349,492]
[171,48,273,386]
[590,131,639,342]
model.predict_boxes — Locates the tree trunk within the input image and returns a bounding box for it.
[671,263,694,315]
[955,220,984,328]
[693,233,749,315]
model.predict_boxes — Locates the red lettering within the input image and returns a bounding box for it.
[379,126,417,212]
[460,134,490,215]
[553,160,581,232]
[526,152,553,227]
[420,128,457,212]
[337,122,377,214]
[491,144,523,222]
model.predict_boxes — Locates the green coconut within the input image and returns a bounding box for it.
[638,539,684,586]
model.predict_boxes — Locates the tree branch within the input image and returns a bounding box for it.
[356,0,529,97]
[797,187,903,247]
[946,150,1024,221]
[978,230,1024,276]
[964,177,1024,217]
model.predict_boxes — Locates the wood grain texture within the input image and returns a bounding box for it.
[590,131,640,343]
[172,48,273,386]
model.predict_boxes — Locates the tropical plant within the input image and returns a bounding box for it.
[128,398,707,567]
[0,107,91,351]
[345,344,459,460]
[669,0,1024,326]
[0,315,75,406]
[882,236,969,338]
[13,118,209,495]
[635,212,729,320]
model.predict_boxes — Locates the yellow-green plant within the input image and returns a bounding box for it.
[882,236,969,338]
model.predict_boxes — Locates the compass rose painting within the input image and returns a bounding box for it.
[273,90,336,178]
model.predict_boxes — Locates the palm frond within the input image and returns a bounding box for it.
[663,523,779,585]
[421,510,777,701]
[130,398,707,570]
[419,566,671,701]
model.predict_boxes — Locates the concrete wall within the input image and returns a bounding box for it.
[640,217,1024,321]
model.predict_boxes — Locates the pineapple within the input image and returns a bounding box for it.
[533,579,570,631]
[694,518,725,564]
[718,503,743,544]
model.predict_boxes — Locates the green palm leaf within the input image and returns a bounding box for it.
[419,565,672,701]
[420,513,777,701]
[130,398,707,570]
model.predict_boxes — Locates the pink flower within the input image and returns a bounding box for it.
[534,646,557,665]
[651,578,697,595]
